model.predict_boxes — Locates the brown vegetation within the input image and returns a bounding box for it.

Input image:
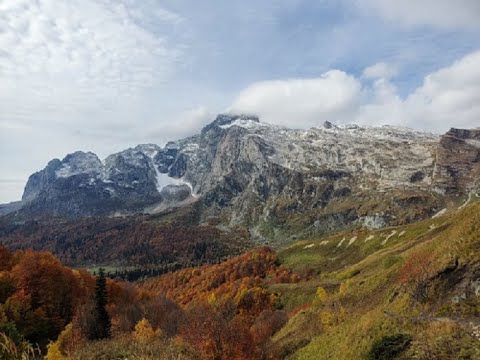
[0,212,251,280]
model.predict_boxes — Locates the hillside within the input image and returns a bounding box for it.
[2,2,480,359]
[1,201,480,359]
[0,204,251,279]
[270,201,480,359]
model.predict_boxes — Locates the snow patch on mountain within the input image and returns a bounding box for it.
[432,208,447,218]
[147,150,196,197]
[219,118,271,130]
[55,164,72,178]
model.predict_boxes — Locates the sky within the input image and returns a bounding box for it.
[1,0,480,203]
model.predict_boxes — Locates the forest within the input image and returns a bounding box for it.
[0,246,300,359]
[2,202,480,359]
[0,207,251,281]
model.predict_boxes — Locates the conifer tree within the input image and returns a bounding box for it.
[94,268,111,339]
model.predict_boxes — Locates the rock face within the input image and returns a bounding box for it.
[432,128,480,195]
[19,145,196,217]
[5,114,480,242]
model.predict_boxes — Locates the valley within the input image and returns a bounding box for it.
[1,197,480,359]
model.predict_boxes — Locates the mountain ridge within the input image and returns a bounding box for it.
[2,114,480,244]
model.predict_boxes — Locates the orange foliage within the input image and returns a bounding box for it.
[140,247,305,358]
[180,301,261,360]
[0,246,302,359]
[1,250,95,346]
[133,318,157,342]
[0,215,250,274]
[143,247,299,317]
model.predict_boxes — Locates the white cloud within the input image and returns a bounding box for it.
[404,50,480,130]
[229,71,363,128]
[0,0,183,127]
[230,51,480,132]
[0,1,479,204]
[0,180,25,206]
[355,78,406,127]
[363,62,398,80]
[359,0,480,29]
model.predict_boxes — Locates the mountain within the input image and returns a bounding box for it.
[1,114,480,359]
[3,114,480,244]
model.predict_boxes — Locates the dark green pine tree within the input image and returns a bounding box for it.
[94,268,112,339]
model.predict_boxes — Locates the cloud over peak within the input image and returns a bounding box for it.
[229,71,363,129]
[230,51,480,132]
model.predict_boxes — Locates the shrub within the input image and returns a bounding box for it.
[383,255,401,269]
[315,287,328,304]
[133,318,158,342]
[368,333,412,360]
[0,332,41,360]
[44,341,63,360]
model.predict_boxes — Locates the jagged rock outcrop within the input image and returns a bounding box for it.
[18,145,193,217]
[3,114,478,242]
[432,128,480,195]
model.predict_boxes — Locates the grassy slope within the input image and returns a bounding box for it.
[272,201,480,359]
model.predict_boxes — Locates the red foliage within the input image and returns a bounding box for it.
[250,310,288,345]
[396,249,437,303]
[180,301,261,360]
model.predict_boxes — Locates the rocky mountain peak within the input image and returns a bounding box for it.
[133,144,161,158]
[201,114,260,134]
[56,151,103,177]
[323,121,336,129]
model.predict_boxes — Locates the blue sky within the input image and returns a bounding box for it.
[1,0,480,202]
[162,0,479,93]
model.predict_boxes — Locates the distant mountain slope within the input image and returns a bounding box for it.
[0,204,251,275]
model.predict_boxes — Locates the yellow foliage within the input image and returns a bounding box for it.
[319,310,334,327]
[133,318,157,342]
[45,341,65,360]
[46,323,82,358]
[319,304,346,328]
[207,292,217,305]
[315,287,328,305]
[339,281,349,296]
